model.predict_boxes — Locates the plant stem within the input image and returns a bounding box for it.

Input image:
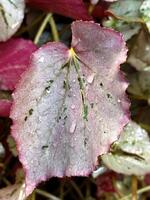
[70,180,84,200]
[34,13,52,44]
[16,13,45,36]
[132,175,138,200]
[88,4,95,15]
[36,189,61,200]
[49,15,59,41]
[60,180,65,200]
[119,185,150,200]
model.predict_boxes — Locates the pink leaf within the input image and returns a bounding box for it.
[0,38,37,91]
[96,172,117,197]
[10,21,129,196]
[0,99,12,117]
[26,0,91,20]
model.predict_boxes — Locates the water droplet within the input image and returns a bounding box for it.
[52,142,57,148]
[70,121,76,133]
[73,79,76,83]
[70,143,74,148]
[118,99,121,103]
[71,105,75,109]
[87,73,95,84]
[39,56,44,63]
[46,89,51,94]
[11,22,19,29]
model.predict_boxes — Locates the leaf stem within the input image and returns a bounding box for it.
[132,175,138,200]
[49,15,59,41]
[119,185,150,200]
[70,180,84,199]
[34,13,52,44]
[36,189,61,200]
[88,4,95,15]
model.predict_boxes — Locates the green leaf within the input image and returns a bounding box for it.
[140,0,150,32]
[103,0,144,40]
[102,121,150,175]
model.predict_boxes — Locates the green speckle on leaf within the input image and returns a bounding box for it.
[42,145,48,149]
[90,103,94,108]
[64,115,67,120]
[107,93,113,99]
[63,80,67,89]
[47,80,54,84]
[100,82,103,87]
[29,108,34,115]
[24,116,28,121]
[78,77,84,90]
[63,106,67,112]
[83,104,88,121]
[63,80,70,90]
[45,80,54,92]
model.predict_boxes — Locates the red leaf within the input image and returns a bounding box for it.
[104,0,118,1]
[0,100,12,117]
[0,38,37,91]
[145,174,150,185]
[26,0,91,20]
[96,172,117,197]
[10,21,129,195]
[92,2,109,19]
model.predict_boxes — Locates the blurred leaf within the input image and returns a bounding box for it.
[0,183,26,200]
[7,135,18,157]
[0,142,5,159]
[0,0,25,41]
[96,172,117,197]
[128,30,150,71]
[102,121,150,175]
[15,168,25,184]
[103,17,141,41]
[128,71,150,101]
[108,0,142,19]
[140,0,150,32]
[103,0,144,40]
[0,99,12,117]
[0,38,37,91]
[26,0,91,20]
[136,106,150,132]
